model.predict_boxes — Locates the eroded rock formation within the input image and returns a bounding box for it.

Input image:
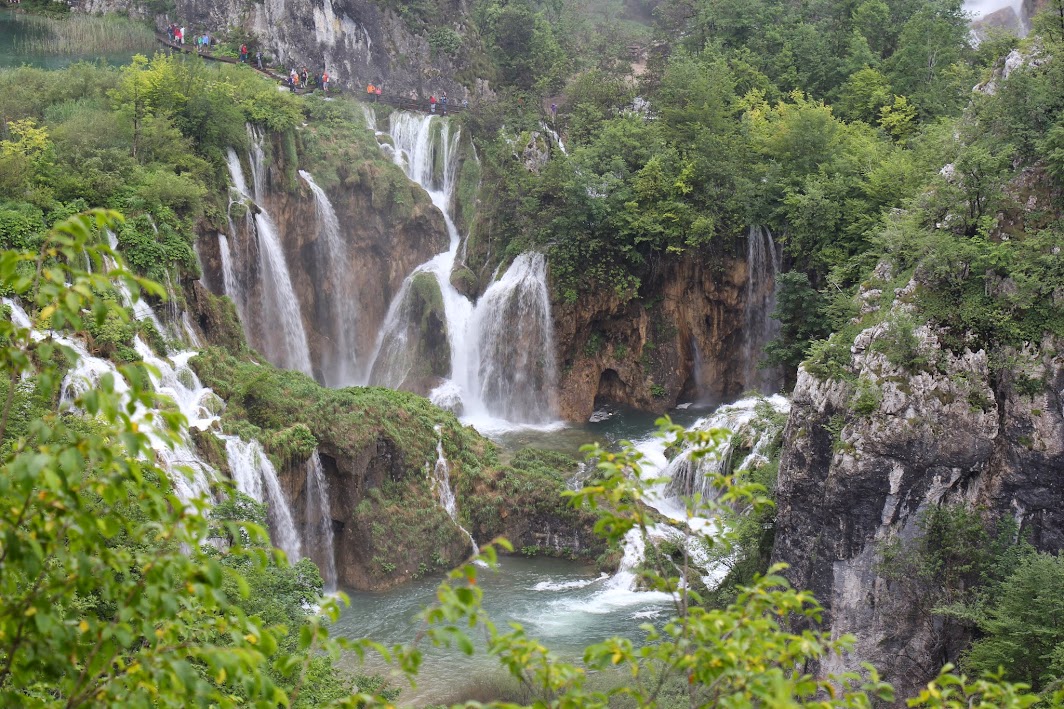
[195,136,450,382]
[552,250,768,420]
[77,0,477,100]
[770,277,1064,697]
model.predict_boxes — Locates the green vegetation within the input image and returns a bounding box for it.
[875,505,1064,691]
[392,420,1053,707]
[462,0,1064,384]
[0,54,304,339]
[0,211,351,706]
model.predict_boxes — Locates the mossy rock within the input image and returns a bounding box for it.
[450,264,478,298]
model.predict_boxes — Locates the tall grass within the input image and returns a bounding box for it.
[14,13,156,55]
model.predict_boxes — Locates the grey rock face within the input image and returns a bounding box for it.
[771,277,1064,698]
[79,0,476,100]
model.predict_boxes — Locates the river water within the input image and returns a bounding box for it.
[331,403,723,705]
[334,554,669,705]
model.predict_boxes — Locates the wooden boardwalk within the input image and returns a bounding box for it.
[154,32,467,114]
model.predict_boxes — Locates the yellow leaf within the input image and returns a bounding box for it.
[79,620,89,633]
[24,607,36,617]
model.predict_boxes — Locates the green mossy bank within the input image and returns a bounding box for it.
[191,348,604,590]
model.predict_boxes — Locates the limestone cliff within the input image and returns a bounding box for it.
[770,276,1064,697]
[194,128,450,382]
[76,0,480,100]
[551,248,779,420]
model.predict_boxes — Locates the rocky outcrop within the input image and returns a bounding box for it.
[285,433,471,591]
[77,0,479,100]
[552,250,775,420]
[770,280,1064,697]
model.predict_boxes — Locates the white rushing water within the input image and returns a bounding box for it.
[104,230,167,337]
[364,111,561,431]
[5,284,311,564]
[224,133,313,376]
[630,395,790,588]
[6,296,216,503]
[459,252,559,425]
[742,225,782,393]
[222,435,302,562]
[431,425,479,559]
[299,170,360,387]
[305,450,338,592]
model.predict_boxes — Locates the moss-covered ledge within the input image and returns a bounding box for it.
[191,347,604,589]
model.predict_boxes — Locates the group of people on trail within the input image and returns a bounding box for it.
[366,83,383,102]
[289,67,332,92]
[166,24,186,44]
[429,92,449,114]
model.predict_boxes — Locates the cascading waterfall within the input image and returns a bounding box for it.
[305,451,338,592]
[6,254,322,567]
[6,296,217,503]
[431,425,478,558]
[222,435,302,562]
[742,225,782,393]
[662,394,789,502]
[105,230,166,336]
[299,170,360,386]
[217,232,246,324]
[595,395,790,595]
[365,111,560,427]
[459,252,559,424]
[225,142,313,375]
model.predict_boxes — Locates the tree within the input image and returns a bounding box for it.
[0,210,343,706]
[957,554,1064,690]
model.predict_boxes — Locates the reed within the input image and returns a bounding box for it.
[14,13,156,55]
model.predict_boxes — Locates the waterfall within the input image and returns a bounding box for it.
[456,253,559,424]
[104,230,166,337]
[225,144,313,375]
[6,295,217,503]
[222,435,302,562]
[742,226,782,393]
[661,394,790,507]
[431,425,478,558]
[305,451,338,592]
[360,104,377,132]
[181,311,203,349]
[591,395,790,594]
[364,111,560,428]
[299,170,360,387]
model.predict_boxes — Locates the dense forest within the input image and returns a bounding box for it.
[1,0,1063,705]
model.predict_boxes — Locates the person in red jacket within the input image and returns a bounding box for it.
[429,94,437,113]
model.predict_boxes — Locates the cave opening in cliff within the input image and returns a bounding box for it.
[594,368,629,408]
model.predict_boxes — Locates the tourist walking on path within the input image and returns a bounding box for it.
[322,70,330,92]
[300,67,309,88]
[429,94,437,113]
[256,51,263,69]
[179,27,186,44]
[240,44,248,62]
[375,85,381,102]
[441,92,448,115]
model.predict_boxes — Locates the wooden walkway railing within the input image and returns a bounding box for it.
[154,32,467,114]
